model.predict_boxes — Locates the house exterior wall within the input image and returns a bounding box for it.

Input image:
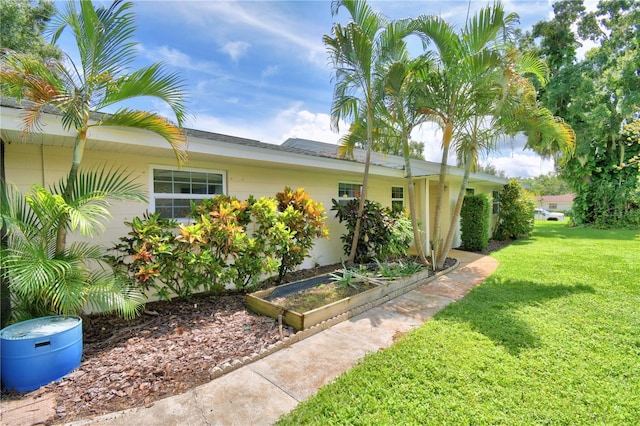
[4,142,416,267]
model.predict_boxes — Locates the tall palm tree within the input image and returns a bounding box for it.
[412,4,575,267]
[410,2,520,267]
[324,0,408,264]
[0,0,187,256]
[377,57,434,265]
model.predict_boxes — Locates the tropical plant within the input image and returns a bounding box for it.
[411,3,574,267]
[0,0,187,320]
[0,0,187,255]
[324,0,409,264]
[331,198,412,264]
[275,187,329,283]
[0,168,146,322]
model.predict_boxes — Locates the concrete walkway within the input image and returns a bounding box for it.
[2,250,498,426]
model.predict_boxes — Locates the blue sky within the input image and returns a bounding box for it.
[62,1,597,178]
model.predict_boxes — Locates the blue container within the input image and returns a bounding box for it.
[1,315,82,392]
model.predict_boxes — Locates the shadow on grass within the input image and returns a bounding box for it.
[438,278,595,356]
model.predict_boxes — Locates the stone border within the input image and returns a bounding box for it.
[209,259,460,379]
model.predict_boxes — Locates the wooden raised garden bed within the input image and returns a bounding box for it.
[246,265,445,331]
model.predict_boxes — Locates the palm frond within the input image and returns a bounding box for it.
[83,269,145,320]
[100,63,188,125]
[97,109,188,165]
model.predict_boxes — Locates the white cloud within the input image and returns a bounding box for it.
[261,65,279,79]
[142,45,223,76]
[168,1,326,66]
[278,107,346,144]
[487,153,554,178]
[220,41,251,62]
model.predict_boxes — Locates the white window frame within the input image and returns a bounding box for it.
[492,190,500,215]
[149,165,227,220]
[391,186,404,210]
[337,182,362,204]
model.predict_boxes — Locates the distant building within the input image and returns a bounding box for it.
[534,194,575,212]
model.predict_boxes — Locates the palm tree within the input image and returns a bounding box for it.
[324,0,409,264]
[0,0,188,320]
[412,4,575,267]
[410,2,520,268]
[0,0,187,256]
[377,57,434,265]
[1,169,147,320]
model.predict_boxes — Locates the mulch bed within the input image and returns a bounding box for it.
[0,245,508,423]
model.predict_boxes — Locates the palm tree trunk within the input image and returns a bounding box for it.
[402,132,429,265]
[347,146,371,264]
[439,153,472,267]
[56,131,87,256]
[432,121,453,268]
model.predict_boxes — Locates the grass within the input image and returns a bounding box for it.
[277,222,640,425]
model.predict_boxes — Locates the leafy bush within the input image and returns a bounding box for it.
[111,189,327,299]
[275,187,329,283]
[460,194,490,251]
[331,199,412,264]
[493,180,535,240]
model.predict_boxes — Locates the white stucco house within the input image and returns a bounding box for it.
[1,99,508,267]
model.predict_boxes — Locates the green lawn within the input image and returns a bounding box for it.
[278,222,640,425]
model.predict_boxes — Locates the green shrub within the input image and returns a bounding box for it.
[460,194,490,251]
[275,187,329,283]
[493,179,535,240]
[331,199,412,264]
[111,189,328,298]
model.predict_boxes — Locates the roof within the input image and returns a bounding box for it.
[1,98,508,185]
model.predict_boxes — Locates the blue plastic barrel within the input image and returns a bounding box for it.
[0,315,82,392]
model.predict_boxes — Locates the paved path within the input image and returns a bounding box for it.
[2,250,498,426]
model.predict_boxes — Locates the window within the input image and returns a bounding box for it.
[466,188,475,195]
[338,182,361,204]
[492,190,500,214]
[548,203,558,210]
[391,186,404,210]
[151,167,225,219]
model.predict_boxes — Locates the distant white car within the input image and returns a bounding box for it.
[535,208,565,221]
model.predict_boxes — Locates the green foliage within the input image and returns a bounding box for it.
[493,179,535,240]
[375,259,423,278]
[0,168,146,322]
[275,187,329,283]
[0,0,61,60]
[526,0,640,227]
[460,194,490,252]
[330,265,365,290]
[331,198,412,264]
[112,189,328,298]
[519,172,571,196]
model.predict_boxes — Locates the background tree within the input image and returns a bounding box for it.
[0,0,61,60]
[520,172,572,196]
[527,0,640,227]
